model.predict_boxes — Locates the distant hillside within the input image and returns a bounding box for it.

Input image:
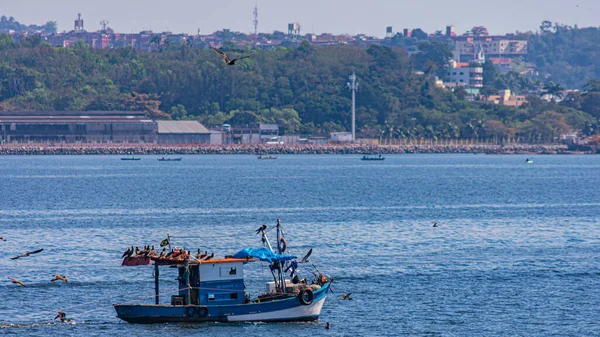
[528,22,600,89]
[0,15,56,34]
[0,34,597,143]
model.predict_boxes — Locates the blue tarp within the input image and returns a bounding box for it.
[233,247,296,263]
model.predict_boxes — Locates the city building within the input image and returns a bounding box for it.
[452,36,528,62]
[481,90,528,107]
[330,132,353,143]
[447,61,483,88]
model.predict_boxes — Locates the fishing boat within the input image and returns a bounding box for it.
[361,155,385,161]
[114,219,331,323]
[121,156,141,161]
[257,155,278,160]
[158,157,183,162]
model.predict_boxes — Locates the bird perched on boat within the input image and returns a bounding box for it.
[204,252,214,261]
[159,248,166,258]
[211,46,250,65]
[432,222,438,227]
[54,312,71,323]
[255,224,267,235]
[7,277,26,287]
[341,293,354,300]
[10,248,43,260]
[51,274,68,283]
[199,251,208,259]
[165,249,174,258]
[121,246,133,258]
[135,247,141,256]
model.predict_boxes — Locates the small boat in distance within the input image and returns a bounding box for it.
[158,157,183,162]
[258,155,278,160]
[525,158,534,164]
[121,156,141,161]
[361,154,385,161]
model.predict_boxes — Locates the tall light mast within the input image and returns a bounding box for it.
[347,72,359,143]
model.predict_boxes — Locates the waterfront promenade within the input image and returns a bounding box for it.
[0,144,585,155]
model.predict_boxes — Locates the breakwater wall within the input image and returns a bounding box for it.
[0,144,581,155]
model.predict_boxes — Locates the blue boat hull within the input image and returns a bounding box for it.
[114,283,330,323]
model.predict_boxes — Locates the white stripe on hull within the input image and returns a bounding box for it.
[226,297,326,322]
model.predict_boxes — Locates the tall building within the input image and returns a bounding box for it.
[452,36,527,62]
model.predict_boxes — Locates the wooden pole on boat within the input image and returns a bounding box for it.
[154,263,160,305]
[184,257,191,305]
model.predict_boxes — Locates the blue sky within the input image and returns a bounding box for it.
[0,0,598,36]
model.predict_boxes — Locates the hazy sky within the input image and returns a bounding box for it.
[1,0,598,37]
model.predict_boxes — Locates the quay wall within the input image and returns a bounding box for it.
[0,144,587,155]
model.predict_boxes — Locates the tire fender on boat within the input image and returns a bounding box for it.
[186,306,197,317]
[299,289,314,305]
[196,306,209,317]
[280,238,287,253]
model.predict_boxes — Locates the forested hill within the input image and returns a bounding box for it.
[0,35,598,142]
[528,23,600,89]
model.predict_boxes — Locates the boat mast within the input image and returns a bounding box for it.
[276,219,285,293]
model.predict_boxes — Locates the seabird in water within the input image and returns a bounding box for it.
[341,293,354,300]
[211,46,250,65]
[432,222,438,227]
[51,274,68,283]
[54,312,71,323]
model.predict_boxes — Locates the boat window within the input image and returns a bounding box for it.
[220,267,238,277]
[208,294,215,301]
[230,293,238,300]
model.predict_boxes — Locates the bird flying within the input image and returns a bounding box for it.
[211,46,250,65]
[11,248,43,260]
[8,277,26,287]
[299,248,313,263]
[51,274,68,283]
[432,222,438,227]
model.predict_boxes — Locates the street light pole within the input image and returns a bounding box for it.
[347,72,359,143]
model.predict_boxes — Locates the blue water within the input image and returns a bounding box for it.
[0,154,599,336]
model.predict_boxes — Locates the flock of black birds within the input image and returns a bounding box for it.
[121,245,216,261]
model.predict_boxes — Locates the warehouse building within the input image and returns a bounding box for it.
[157,121,212,145]
[0,111,157,144]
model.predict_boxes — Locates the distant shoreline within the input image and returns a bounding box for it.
[0,144,594,155]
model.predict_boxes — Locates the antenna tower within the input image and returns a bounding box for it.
[253,2,259,35]
[100,20,109,32]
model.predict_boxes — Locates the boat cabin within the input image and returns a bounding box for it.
[169,258,251,306]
